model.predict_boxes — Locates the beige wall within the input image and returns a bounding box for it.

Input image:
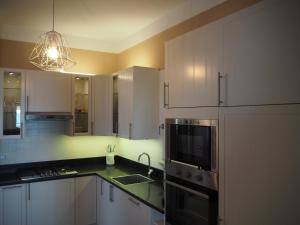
[0,0,261,73]
[117,0,261,70]
[0,39,118,75]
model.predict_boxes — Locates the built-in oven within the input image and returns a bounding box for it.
[165,175,218,225]
[165,118,218,190]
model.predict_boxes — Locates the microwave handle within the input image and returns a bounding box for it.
[166,180,209,199]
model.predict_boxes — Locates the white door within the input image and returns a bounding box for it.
[223,0,300,106]
[75,176,97,225]
[92,75,113,136]
[166,21,222,108]
[219,105,300,225]
[0,184,26,225]
[118,68,133,138]
[26,71,72,112]
[27,179,75,225]
[97,178,116,225]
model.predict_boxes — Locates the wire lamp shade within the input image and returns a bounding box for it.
[29,0,76,72]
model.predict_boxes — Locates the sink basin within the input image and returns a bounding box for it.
[112,174,153,185]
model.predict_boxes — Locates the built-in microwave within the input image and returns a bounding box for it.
[165,119,218,190]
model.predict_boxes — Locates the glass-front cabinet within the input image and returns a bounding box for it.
[0,69,25,139]
[73,76,91,135]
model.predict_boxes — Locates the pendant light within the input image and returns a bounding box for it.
[29,0,76,72]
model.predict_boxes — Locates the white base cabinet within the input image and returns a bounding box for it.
[97,177,153,225]
[219,105,300,225]
[75,176,97,225]
[0,184,26,225]
[27,179,75,225]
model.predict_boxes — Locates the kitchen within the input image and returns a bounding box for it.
[0,0,299,225]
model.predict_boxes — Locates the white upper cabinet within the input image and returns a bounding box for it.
[0,69,25,139]
[223,0,300,106]
[118,66,159,140]
[0,184,26,225]
[25,70,72,112]
[165,21,223,108]
[92,75,113,136]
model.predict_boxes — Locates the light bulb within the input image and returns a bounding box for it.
[47,47,59,60]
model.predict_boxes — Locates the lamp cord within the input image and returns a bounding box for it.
[52,0,55,31]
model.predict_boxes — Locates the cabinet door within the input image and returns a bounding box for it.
[27,179,75,225]
[73,76,92,135]
[118,68,133,139]
[97,178,115,225]
[75,176,97,225]
[0,184,26,225]
[26,71,72,112]
[0,69,25,139]
[92,75,113,136]
[219,106,300,225]
[223,0,300,106]
[166,21,222,108]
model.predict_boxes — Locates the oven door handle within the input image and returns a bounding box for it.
[166,180,209,200]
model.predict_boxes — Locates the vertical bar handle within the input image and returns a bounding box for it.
[163,82,169,108]
[129,123,132,139]
[28,183,31,201]
[20,122,24,139]
[72,120,75,136]
[109,185,114,202]
[100,179,104,196]
[26,96,29,112]
[218,72,223,106]
[91,121,94,135]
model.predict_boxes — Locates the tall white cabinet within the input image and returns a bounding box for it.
[222,0,300,106]
[218,105,300,225]
[118,66,159,139]
[27,179,75,225]
[165,21,223,108]
[0,184,26,225]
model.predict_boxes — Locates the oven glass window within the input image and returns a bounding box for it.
[170,124,211,169]
[166,183,209,225]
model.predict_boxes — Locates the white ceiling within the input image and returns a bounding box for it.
[0,0,226,53]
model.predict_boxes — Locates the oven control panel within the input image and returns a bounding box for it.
[166,161,218,191]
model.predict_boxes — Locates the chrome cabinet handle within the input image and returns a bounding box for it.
[128,197,140,206]
[129,123,132,139]
[20,122,24,139]
[109,185,114,202]
[26,96,29,112]
[28,183,30,201]
[100,179,103,196]
[218,72,223,106]
[163,82,169,108]
[91,121,94,135]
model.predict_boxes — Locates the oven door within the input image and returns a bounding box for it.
[166,180,218,225]
[166,121,217,170]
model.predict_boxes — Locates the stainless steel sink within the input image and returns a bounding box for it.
[112,174,153,185]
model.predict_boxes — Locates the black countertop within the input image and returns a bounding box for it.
[0,156,164,213]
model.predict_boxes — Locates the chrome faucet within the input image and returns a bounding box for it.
[138,152,153,176]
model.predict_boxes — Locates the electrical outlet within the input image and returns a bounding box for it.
[0,153,7,161]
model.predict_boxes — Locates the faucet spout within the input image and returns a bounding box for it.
[138,152,153,176]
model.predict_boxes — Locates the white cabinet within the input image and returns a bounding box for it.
[0,184,26,225]
[25,70,72,112]
[0,69,25,139]
[118,66,159,139]
[165,21,223,108]
[218,105,300,225]
[75,176,97,225]
[27,178,75,225]
[92,75,113,136]
[223,0,300,106]
[97,178,115,225]
[97,177,152,225]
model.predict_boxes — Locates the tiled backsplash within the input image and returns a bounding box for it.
[0,121,164,170]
